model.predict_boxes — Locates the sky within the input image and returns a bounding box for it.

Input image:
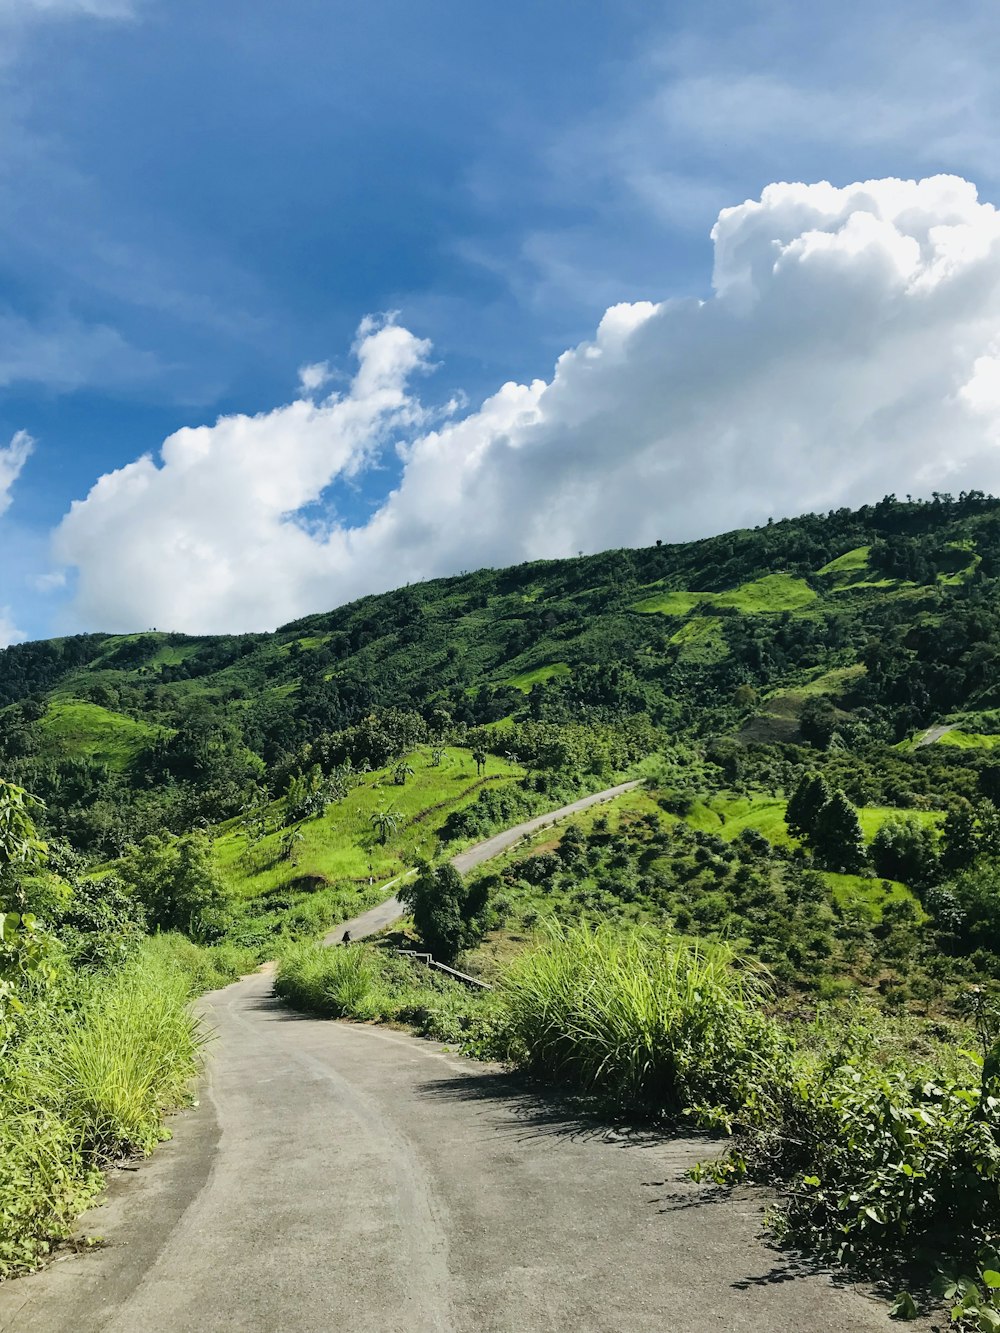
[4,0,1000,642]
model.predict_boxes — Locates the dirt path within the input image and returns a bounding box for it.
[0,780,916,1331]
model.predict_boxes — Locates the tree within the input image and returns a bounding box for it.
[810,789,867,873]
[430,746,445,768]
[785,773,831,843]
[0,778,47,911]
[799,696,838,749]
[370,807,402,845]
[120,831,229,942]
[392,761,415,786]
[398,862,489,962]
[0,780,62,1018]
[870,817,939,888]
[281,826,305,863]
[942,802,980,874]
[473,748,487,777]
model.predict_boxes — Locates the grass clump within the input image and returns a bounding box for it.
[23,952,202,1159]
[274,940,490,1041]
[492,923,785,1115]
[0,942,203,1276]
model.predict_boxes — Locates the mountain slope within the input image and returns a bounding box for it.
[5,490,1000,858]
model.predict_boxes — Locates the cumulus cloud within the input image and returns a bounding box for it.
[0,607,26,648]
[0,429,32,517]
[53,174,1000,633]
[298,361,333,395]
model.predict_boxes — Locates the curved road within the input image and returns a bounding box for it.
[322,780,643,945]
[0,784,911,1333]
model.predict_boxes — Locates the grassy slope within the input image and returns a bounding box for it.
[633,572,816,616]
[36,700,161,771]
[214,745,523,899]
[502,662,571,692]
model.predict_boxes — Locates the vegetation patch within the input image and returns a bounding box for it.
[501,662,571,692]
[36,700,160,771]
[633,572,815,617]
[938,729,1000,750]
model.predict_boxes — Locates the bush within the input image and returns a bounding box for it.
[398,863,489,963]
[725,1026,1000,1273]
[491,923,786,1115]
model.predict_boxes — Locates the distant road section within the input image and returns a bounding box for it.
[323,779,642,945]
[915,724,950,747]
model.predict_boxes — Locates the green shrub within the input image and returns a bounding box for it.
[491,923,786,1115]
[275,941,483,1034]
[0,1104,100,1277]
[707,1008,1000,1274]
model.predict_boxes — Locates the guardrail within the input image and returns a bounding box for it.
[396,948,492,991]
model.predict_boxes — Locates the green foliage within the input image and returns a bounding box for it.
[811,789,868,873]
[722,1019,1000,1274]
[0,941,201,1276]
[275,940,488,1040]
[118,831,229,942]
[786,773,831,842]
[399,862,489,963]
[56,874,146,971]
[491,922,785,1114]
[870,817,939,888]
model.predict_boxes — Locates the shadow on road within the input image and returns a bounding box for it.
[416,1068,718,1157]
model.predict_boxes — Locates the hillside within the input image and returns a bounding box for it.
[4,491,1000,856]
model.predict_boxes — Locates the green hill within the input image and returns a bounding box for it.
[6,490,1000,860]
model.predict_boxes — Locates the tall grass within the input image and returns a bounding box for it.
[492,923,786,1115]
[275,941,491,1043]
[142,931,259,994]
[1,943,204,1277]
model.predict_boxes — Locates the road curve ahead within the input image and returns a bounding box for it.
[0,973,904,1333]
[323,780,643,945]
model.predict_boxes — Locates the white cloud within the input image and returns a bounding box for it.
[53,175,1000,634]
[0,607,25,647]
[298,361,333,395]
[0,429,32,517]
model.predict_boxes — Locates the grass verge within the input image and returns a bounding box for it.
[1,941,205,1277]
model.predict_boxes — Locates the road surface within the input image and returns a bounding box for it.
[0,781,914,1332]
[915,724,949,747]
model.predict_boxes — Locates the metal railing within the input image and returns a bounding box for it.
[396,948,492,990]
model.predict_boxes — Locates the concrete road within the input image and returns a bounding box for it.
[323,780,642,946]
[0,780,914,1331]
[915,725,949,747]
[0,971,905,1333]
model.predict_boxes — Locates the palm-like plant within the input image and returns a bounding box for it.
[392,761,415,786]
[370,807,402,845]
[281,825,305,862]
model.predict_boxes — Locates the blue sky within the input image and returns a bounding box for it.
[4,0,1000,641]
